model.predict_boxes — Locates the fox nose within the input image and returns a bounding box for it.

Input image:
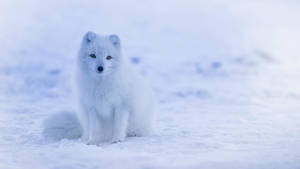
[97,66,104,73]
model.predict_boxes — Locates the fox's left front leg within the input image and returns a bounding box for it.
[111,108,129,143]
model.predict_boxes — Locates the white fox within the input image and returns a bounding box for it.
[43,32,155,144]
[75,32,155,144]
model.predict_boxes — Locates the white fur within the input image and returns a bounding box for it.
[76,32,155,144]
[43,111,82,141]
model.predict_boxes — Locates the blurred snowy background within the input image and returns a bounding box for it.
[0,0,300,168]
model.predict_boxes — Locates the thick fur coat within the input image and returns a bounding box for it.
[76,32,155,144]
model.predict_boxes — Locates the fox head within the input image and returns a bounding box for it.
[78,32,122,78]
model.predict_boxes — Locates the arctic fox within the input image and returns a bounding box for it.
[75,32,155,144]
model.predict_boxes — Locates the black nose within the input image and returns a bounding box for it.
[97,66,104,72]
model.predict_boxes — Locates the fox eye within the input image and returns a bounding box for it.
[106,56,112,60]
[89,54,96,58]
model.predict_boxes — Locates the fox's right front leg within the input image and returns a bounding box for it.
[87,109,103,145]
[79,107,101,145]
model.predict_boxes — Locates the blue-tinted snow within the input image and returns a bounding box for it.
[0,0,300,169]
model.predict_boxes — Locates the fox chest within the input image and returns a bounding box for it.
[82,84,126,114]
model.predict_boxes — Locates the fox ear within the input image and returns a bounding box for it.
[84,31,97,43]
[109,34,120,48]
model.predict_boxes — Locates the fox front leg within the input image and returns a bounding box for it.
[86,109,102,145]
[111,108,129,143]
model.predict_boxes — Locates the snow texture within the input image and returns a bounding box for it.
[0,0,300,169]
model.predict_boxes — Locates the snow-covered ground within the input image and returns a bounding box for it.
[1,0,300,168]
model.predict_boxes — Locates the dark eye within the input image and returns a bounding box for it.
[106,56,112,60]
[89,54,96,58]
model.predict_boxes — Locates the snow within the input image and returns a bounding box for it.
[1,0,300,168]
